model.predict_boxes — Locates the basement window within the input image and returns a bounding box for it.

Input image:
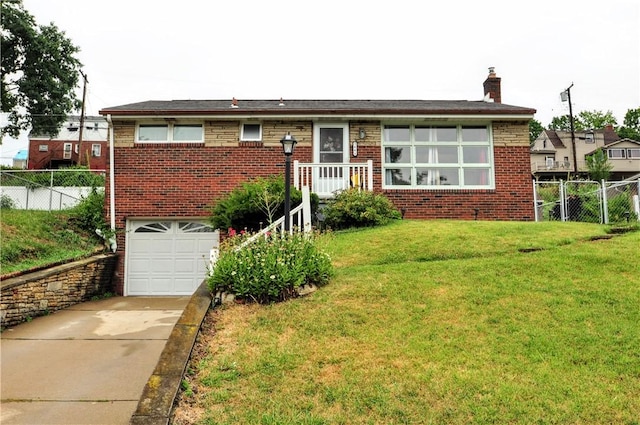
[241,123,262,141]
[137,123,203,143]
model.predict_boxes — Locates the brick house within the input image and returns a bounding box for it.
[28,116,108,170]
[100,69,536,296]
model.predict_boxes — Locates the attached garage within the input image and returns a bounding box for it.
[125,220,219,296]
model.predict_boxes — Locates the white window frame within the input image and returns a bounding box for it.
[381,124,494,190]
[240,123,262,141]
[91,144,102,157]
[63,143,72,159]
[136,122,204,143]
[607,149,626,159]
[38,144,48,152]
[627,148,640,159]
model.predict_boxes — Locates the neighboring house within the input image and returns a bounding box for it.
[530,125,639,180]
[28,116,108,170]
[99,68,536,296]
[12,149,27,169]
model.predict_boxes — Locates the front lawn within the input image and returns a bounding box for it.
[172,220,640,424]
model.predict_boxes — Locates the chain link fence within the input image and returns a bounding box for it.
[534,179,640,224]
[0,169,105,211]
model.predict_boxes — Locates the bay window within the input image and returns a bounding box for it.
[382,124,494,189]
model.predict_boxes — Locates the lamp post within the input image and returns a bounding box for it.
[280,132,297,232]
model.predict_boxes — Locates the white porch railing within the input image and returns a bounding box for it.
[294,160,373,198]
[209,186,313,271]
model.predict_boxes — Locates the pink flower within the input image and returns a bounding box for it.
[228,228,237,237]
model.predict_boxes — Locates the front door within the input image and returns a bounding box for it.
[314,123,349,197]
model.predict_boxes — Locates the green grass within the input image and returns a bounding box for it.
[0,209,103,276]
[174,220,640,425]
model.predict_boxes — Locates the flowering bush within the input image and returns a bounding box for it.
[208,231,333,303]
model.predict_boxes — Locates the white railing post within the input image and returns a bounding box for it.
[302,185,312,233]
[293,160,300,190]
[367,160,373,191]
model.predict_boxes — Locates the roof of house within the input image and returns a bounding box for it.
[14,149,27,160]
[99,99,536,117]
[584,138,640,156]
[543,130,566,148]
[603,126,621,145]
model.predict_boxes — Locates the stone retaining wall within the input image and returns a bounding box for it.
[0,254,118,328]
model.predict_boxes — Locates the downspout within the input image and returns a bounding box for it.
[107,114,117,252]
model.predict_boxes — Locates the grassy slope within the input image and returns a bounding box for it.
[173,220,640,425]
[0,209,104,276]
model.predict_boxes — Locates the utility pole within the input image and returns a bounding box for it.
[561,83,577,175]
[77,70,88,166]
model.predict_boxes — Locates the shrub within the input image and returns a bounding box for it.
[208,231,333,303]
[323,189,401,230]
[209,176,318,232]
[607,192,638,223]
[1,194,16,209]
[68,187,108,242]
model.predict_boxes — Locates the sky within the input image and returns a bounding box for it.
[1,0,639,164]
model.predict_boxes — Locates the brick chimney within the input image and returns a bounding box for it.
[483,67,501,103]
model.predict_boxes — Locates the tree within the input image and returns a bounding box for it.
[548,115,580,132]
[576,110,617,130]
[549,110,618,132]
[1,0,82,141]
[529,119,544,145]
[586,149,613,181]
[617,107,640,141]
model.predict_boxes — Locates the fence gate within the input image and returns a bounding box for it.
[534,180,603,223]
[534,179,640,224]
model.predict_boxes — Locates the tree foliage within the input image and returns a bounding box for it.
[529,119,544,145]
[586,149,613,181]
[549,110,618,132]
[1,0,82,140]
[617,107,640,141]
[549,115,575,132]
[577,110,617,130]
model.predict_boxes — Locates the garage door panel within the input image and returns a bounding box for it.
[175,239,197,253]
[126,220,219,296]
[151,259,174,273]
[128,277,149,295]
[174,278,201,294]
[149,277,172,293]
[174,258,198,273]
[128,258,151,273]
[197,238,217,252]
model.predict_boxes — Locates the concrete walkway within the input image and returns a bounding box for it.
[0,285,211,425]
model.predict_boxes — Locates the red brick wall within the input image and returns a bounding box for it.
[105,143,313,294]
[28,140,107,170]
[106,120,533,294]
[347,144,534,221]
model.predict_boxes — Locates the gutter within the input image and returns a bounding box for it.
[106,114,117,252]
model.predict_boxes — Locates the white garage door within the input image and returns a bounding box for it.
[126,220,219,296]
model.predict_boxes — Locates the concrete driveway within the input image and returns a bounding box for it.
[0,296,191,425]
